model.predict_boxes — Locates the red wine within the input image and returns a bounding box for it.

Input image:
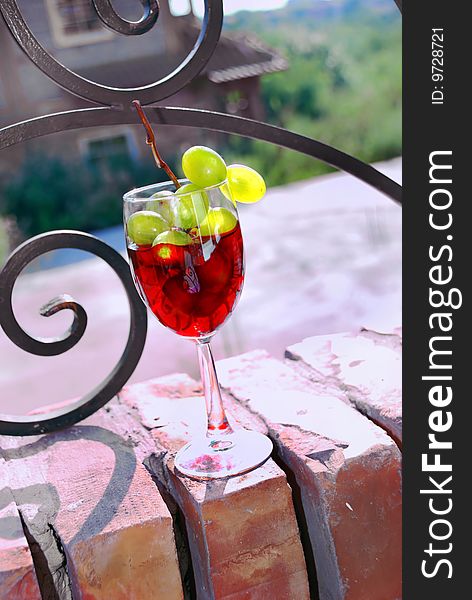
[128,225,244,337]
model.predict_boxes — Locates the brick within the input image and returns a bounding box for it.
[286,329,402,444]
[217,350,402,600]
[0,402,183,600]
[121,374,310,600]
[0,460,41,600]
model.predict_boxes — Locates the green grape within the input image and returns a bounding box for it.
[181,146,227,188]
[146,190,176,225]
[174,183,210,229]
[152,230,193,261]
[152,229,192,247]
[223,164,266,204]
[127,211,168,246]
[199,207,237,237]
[219,182,236,206]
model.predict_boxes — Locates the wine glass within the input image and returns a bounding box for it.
[123,179,272,479]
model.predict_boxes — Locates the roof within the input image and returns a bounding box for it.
[79,24,288,88]
[201,31,288,84]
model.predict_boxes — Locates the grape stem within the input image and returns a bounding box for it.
[132,100,181,189]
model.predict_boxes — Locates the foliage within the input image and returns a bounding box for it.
[0,153,177,238]
[223,0,401,186]
[0,219,8,265]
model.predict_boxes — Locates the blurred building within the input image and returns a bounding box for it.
[0,0,287,175]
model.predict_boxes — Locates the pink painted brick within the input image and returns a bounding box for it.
[0,402,183,600]
[217,350,402,600]
[121,374,311,600]
[0,460,41,600]
[286,329,402,444]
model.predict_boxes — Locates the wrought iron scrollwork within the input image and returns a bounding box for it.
[0,0,402,434]
[92,0,160,35]
[0,0,223,105]
[0,106,402,204]
[0,232,147,436]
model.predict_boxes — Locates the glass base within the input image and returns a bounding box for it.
[174,429,273,480]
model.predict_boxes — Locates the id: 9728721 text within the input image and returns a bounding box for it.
[431,28,444,105]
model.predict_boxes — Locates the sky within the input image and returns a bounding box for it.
[170,0,290,18]
[219,0,289,14]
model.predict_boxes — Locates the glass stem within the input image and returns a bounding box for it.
[196,338,233,437]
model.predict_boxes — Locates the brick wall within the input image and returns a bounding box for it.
[0,328,402,599]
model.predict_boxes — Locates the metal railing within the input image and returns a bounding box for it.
[0,0,402,435]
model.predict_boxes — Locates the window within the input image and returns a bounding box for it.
[87,135,130,166]
[46,0,113,47]
[79,128,138,177]
[170,0,192,17]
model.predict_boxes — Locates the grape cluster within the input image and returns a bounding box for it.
[126,146,266,251]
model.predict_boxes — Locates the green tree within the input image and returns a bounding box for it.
[0,153,176,238]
